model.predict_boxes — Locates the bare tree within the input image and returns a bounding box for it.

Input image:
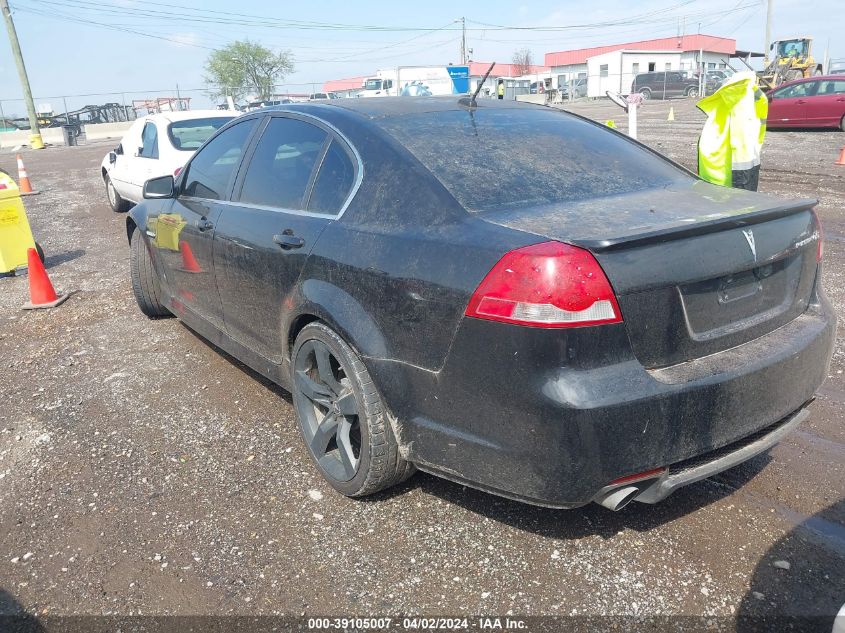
[512,48,533,76]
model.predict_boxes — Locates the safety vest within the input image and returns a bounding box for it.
[696,71,768,190]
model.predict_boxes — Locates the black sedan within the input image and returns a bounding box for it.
[127,97,835,511]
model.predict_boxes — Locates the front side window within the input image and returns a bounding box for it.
[308,140,356,215]
[772,81,818,99]
[182,119,256,200]
[238,117,327,210]
[139,122,158,159]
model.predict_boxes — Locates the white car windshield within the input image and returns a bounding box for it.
[363,79,382,90]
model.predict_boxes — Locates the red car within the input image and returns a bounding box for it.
[767,75,845,130]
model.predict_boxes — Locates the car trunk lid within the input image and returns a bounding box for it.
[480,180,821,369]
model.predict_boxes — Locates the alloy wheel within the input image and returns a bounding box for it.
[293,339,361,482]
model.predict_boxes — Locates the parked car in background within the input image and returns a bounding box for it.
[828,59,845,75]
[128,97,833,511]
[558,77,588,99]
[309,93,337,100]
[245,99,292,111]
[529,81,547,94]
[101,110,238,212]
[632,71,700,99]
[767,75,845,130]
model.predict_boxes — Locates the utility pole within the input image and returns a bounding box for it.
[0,0,43,149]
[764,0,773,64]
[460,17,466,65]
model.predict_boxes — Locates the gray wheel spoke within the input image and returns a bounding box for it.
[310,412,340,455]
[295,369,333,407]
[336,389,358,416]
[335,420,358,479]
[314,344,343,396]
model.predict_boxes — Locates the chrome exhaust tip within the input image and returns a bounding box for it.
[595,485,640,511]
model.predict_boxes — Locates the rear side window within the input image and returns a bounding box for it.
[817,80,845,95]
[238,117,327,210]
[307,141,356,214]
[380,107,689,213]
[139,122,158,159]
[182,119,256,200]
[168,117,233,151]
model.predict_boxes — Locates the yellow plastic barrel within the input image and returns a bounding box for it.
[0,170,37,274]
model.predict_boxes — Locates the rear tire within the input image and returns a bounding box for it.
[291,322,415,498]
[129,227,170,318]
[106,174,131,213]
[841,114,845,132]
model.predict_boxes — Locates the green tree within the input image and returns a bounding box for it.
[205,40,294,102]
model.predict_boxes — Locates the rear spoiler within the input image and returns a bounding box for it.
[570,198,818,253]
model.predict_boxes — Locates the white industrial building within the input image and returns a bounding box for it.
[545,34,737,97]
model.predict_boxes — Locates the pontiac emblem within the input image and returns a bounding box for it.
[742,229,757,261]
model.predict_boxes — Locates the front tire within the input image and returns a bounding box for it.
[106,174,131,213]
[639,88,651,101]
[129,227,170,318]
[291,322,414,497]
[686,86,699,98]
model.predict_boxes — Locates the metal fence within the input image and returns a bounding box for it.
[0,82,330,131]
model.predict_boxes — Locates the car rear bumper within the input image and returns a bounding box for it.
[370,291,836,509]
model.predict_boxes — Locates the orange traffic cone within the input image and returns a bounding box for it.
[22,248,67,309]
[179,241,202,273]
[836,146,845,166]
[16,154,39,196]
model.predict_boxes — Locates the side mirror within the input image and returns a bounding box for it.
[143,175,175,199]
[108,151,117,165]
[137,146,144,157]
[114,144,123,155]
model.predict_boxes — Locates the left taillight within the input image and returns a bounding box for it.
[464,241,623,328]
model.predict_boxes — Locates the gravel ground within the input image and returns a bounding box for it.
[0,98,843,630]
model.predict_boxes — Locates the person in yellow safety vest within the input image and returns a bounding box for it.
[497,80,505,100]
[696,70,768,191]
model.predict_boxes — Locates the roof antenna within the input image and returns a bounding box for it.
[467,62,496,108]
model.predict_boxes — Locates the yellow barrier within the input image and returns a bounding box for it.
[0,170,37,275]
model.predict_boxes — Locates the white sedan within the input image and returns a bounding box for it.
[101,110,238,212]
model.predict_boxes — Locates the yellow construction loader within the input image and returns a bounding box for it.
[759,37,824,89]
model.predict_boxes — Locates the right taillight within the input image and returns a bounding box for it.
[813,210,823,262]
[465,241,623,328]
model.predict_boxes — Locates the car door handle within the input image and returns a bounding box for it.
[837,97,845,102]
[196,218,214,232]
[796,99,807,104]
[273,232,305,250]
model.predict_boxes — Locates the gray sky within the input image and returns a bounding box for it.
[0,0,842,113]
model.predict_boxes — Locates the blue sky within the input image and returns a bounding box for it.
[0,0,842,114]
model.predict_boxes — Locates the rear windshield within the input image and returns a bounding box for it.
[379,107,690,213]
[168,117,233,151]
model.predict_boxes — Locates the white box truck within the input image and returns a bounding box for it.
[357,66,470,97]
